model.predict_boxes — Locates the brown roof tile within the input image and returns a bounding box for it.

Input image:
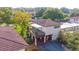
[31,19,59,27]
[0,27,28,51]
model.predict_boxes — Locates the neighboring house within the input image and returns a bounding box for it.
[0,27,28,51]
[31,19,60,46]
[60,22,79,32]
[69,17,79,23]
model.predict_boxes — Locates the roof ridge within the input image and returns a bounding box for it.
[0,36,27,46]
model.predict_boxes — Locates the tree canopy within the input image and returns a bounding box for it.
[35,7,69,21]
[0,7,13,24]
[35,7,46,19]
[70,8,79,17]
[59,31,79,51]
[12,10,32,39]
[42,8,65,20]
[60,7,70,14]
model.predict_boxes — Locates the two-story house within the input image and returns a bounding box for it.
[30,19,60,46]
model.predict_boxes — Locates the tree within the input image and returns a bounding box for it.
[70,8,79,17]
[35,7,69,21]
[66,32,79,50]
[35,7,47,19]
[0,7,13,24]
[58,30,68,44]
[60,7,70,14]
[59,31,79,51]
[12,10,32,39]
[42,8,68,21]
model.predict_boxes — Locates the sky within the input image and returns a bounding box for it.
[0,0,79,9]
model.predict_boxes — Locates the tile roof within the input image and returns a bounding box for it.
[31,19,60,27]
[70,16,79,20]
[70,13,79,17]
[0,27,28,51]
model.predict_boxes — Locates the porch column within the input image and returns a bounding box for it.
[35,37,37,46]
[44,35,46,43]
[46,36,49,41]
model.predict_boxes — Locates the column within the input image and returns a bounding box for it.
[35,37,37,46]
[44,35,46,43]
[46,36,48,41]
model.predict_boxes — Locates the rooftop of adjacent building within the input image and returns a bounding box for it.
[60,22,79,29]
[0,26,28,51]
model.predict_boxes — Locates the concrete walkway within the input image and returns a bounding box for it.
[38,40,65,51]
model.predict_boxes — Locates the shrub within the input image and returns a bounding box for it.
[59,31,79,51]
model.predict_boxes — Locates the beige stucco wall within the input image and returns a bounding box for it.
[32,23,60,40]
[42,26,60,40]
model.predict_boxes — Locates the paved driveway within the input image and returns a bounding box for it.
[38,40,65,51]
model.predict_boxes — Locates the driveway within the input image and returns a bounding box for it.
[38,40,65,51]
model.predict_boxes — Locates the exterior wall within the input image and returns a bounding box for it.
[70,18,75,23]
[75,26,79,32]
[69,18,79,23]
[42,26,60,40]
[69,18,75,23]
[42,26,54,35]
[32,23,60,40]
[61,26,79,32]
